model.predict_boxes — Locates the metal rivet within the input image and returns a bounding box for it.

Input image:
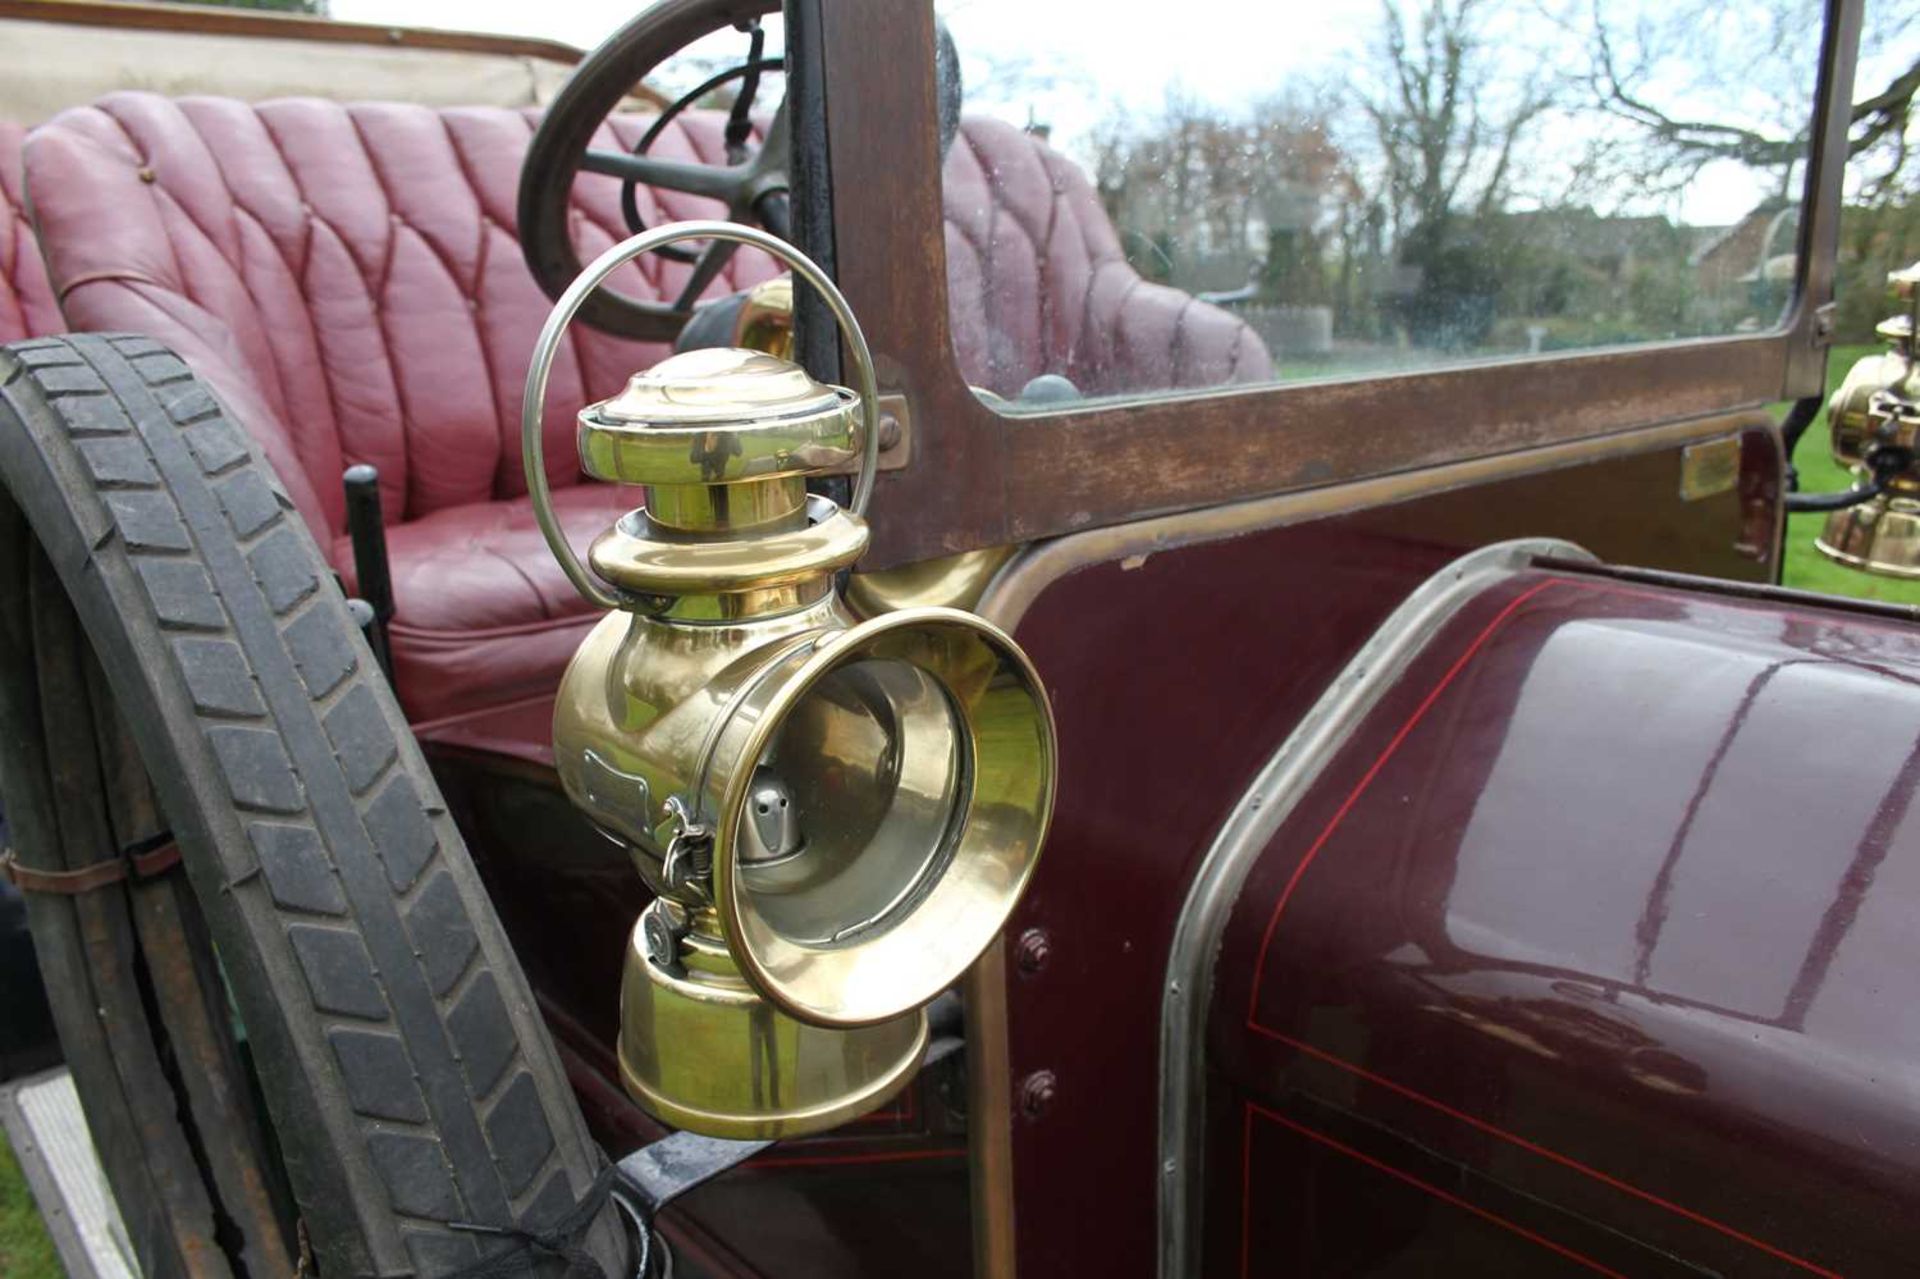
[1014,927,1051,975]
[1019,1070,1057,1119]
[137,167,156,184]
[641,910,680,967]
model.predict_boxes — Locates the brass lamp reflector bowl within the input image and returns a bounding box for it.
[521,221,1057,1139]
[710,609,1054,1027]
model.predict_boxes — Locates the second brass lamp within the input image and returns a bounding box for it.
[520,222,1056,1139]
[1817,262,1920,577]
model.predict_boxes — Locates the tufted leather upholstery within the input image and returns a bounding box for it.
[1,123,61,344]
[23,95,1268,726]
[943,116,1272,397]
[24,94,779,723]
[26,94,780,536]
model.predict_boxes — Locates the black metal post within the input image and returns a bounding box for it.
[342,465,395,683]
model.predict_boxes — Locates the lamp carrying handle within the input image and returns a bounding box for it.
[521,220,884,611]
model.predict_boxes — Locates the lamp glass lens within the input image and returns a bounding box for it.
[736,657,968,946]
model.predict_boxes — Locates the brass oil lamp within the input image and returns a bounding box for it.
[1816,262,1920,577]
[520,223,1055,1139]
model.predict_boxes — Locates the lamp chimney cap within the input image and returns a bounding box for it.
[578,348,859,486]
[596,347,843,427]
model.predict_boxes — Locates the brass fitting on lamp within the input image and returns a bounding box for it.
[729,275,795,362]
[1817,262,1920,577]
[520,222,1055,1139]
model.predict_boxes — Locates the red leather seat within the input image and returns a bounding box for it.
[1,123,62,343]
[23,94,780,723]
[23,95,1268,726]
[943,116,1272,396]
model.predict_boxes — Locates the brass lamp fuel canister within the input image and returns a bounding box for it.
[520,222,1056,1139]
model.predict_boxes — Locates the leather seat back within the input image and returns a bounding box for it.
[1,121,61,344]
[23,93,779,540]
[943,115,1271,398]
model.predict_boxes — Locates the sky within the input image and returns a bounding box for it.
[330,0,1898,228]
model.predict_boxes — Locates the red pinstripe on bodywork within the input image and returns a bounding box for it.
[1239,1102,1627,1278]
[1238,575,1844,1278]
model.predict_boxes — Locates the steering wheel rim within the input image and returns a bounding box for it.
[519,0,784,342]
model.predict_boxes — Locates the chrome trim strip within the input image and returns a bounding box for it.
[1154,537,1595,1279]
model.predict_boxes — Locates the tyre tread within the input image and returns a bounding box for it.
[0,334,618,1275]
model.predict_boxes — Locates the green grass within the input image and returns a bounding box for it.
[0,1131,61,1279]
[1780,343,1920,604]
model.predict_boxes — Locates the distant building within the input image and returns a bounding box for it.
[1691,200,1798,293]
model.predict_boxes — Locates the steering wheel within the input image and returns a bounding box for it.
[519,0,784,342]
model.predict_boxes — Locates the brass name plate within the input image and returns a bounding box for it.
[1680,435,1741,501]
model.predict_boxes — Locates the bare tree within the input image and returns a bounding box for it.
[1587,0,1920,199]
[1338,0,1557,346]
[1357,0,1554,253]
[1090,88,1350,289]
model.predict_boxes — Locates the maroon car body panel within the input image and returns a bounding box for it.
[1211,570,1920,1277]
[979,422,1790,1277]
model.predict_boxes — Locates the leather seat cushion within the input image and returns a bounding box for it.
[1,122,61,344]
[338,482,639,725]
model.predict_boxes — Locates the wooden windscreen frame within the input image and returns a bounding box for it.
[815,0,1865,570]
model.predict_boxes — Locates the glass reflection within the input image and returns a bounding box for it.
[935,0,1840,408]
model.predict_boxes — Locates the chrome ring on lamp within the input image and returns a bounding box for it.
[520,220,885,611]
